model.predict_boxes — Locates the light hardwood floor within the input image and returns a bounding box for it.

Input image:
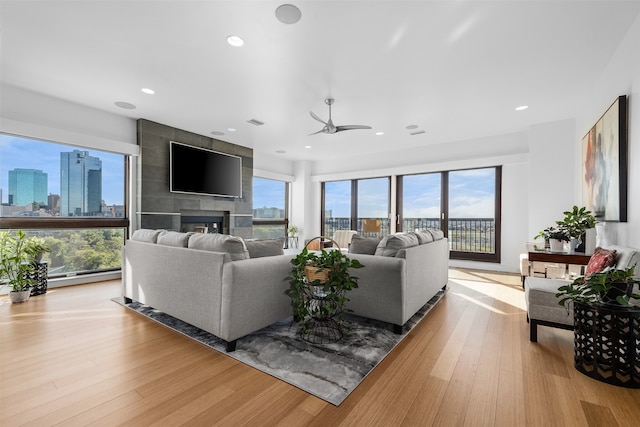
[2,269,639,426]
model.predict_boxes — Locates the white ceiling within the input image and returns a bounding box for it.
[2,1,639,162]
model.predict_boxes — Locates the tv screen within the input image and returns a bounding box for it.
[170,141,242,198]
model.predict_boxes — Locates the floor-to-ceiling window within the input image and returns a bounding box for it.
[0,133,129,277]
[322,177,390,238]
[322,180,352,237]
[252,176,289,241]
[356,177,390,237]
[398,166,501,262]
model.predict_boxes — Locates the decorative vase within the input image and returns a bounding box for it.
[549,239,565,253]
[569,238,581,254]
[9,289,31,303]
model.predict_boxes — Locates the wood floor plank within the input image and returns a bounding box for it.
[3,270,640,426]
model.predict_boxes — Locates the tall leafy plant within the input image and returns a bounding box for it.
[0,230,39,292]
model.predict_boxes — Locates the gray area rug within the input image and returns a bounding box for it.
[112,290,445,406]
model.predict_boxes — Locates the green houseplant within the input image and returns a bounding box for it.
[26,236,51,262]
[556,205,596,239]
[556,265,640,309]
[0,230,39,302]
[285,246,363,341]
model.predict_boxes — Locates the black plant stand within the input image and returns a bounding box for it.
[28,262,48,296]
[573,301,640,388]
[301,286,343,344]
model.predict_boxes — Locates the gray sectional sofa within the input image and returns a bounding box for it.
[122,228,449,351]
[347,230,450,332]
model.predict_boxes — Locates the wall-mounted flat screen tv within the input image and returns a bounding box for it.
[170,141,242,198]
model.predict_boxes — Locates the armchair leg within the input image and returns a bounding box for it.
[393,324,403,334]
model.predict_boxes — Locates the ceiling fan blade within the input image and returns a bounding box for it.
[335,125,372,132]
[310,111,327,125]
[308,129,326,135]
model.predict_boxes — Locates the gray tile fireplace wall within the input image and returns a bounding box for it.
[137,119,253,238]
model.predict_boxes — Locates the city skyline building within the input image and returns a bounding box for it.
[8,168,48,207]
[60,150,102,216]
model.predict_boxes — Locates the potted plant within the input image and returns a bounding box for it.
[556,265,640,309]
[285,244,363,342]
[556,206,596,252]
[535,226,569,252]
[287,224,299,237]
[0,230,39,303]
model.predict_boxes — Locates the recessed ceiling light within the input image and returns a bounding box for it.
[276,149,286,154]
[114,101,136,110]
[515,105,528,111]
[141,88,155,95]
[406,125,418,130]
[275,4,302,24]
[211,131,225,136]
[247,119,264,126]
[304,145,311,149]
[226,35,244,47]
[376,131,384,136]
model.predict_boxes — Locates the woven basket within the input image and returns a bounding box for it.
[304,236,340,284]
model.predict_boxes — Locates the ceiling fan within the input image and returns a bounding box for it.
[309,98,372,135]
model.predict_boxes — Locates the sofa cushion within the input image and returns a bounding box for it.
[131,228,164,243]
[349,235,381,255]
[413,230,434,244]
[188,233,249,261]
[427,228,445,241]
[245,238,285,258]
[157,231,193,247]
[585,247,617,276]
[374,233,419,257]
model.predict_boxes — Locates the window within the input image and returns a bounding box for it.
[323,180,351,237]
[322,177,390,238]
[356,177,389,236]
[398,167,501,262]
[252,177,289,240]
[0,133,128,277]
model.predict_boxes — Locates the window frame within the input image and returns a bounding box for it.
[251,176,291,241]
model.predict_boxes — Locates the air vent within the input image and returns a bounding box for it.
[410,130,426,135]
[247,119,265,126]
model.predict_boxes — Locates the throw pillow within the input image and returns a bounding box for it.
[131,228,164,243]
[585,247,617,276]
[188,233,250,261]
[157,231,193,247]
[245,238,285,258]
[349,235,381,255]
[374,233,419,257]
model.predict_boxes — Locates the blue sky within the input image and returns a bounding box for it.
[0,134,124,205]
[326,169,495,219]
[253,177,285,209]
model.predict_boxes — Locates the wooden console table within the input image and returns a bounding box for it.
[527,251,591,265]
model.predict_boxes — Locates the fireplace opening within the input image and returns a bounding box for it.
[181,215,225,234]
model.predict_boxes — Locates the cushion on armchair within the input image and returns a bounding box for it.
[585,247,617,276]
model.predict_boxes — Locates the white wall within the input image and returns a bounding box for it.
[575,14,640,247]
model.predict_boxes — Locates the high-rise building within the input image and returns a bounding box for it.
[8,168,48,207]
[60,150,102,216]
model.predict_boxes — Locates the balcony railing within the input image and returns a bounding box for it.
[323,217,495,254]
